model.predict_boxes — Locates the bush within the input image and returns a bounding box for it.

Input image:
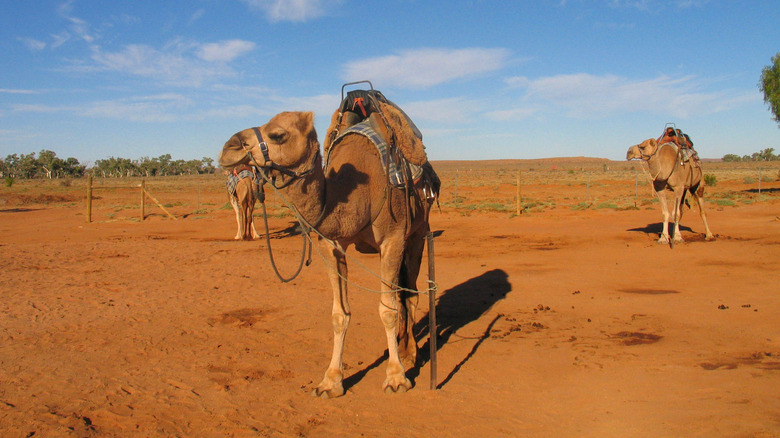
[4,176,13,187]
[704,174,717,186]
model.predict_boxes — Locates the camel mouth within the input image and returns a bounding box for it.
[626,145,640,160]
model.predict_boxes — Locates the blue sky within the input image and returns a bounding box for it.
[1,0,779,164]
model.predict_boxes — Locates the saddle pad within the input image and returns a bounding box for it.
[334,118,422,188]
[226,170,255,196]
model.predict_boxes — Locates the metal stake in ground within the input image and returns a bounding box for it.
[426,232,438,390]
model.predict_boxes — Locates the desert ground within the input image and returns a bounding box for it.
[1,159,779,437]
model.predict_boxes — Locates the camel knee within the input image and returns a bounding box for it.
[379,307,398,330]
[331,313,350,335]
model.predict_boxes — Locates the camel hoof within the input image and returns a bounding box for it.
[705,234,715,241]
[657,236,669,244]
[383,378,412,394]
[312,387,344,399]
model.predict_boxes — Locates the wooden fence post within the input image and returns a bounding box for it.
[516,170,522,216]
[87,174,92,223]
[141,180,146,221]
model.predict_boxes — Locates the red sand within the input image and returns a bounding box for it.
[1,175,779,437]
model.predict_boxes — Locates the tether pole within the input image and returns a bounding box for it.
[426,232,438,390]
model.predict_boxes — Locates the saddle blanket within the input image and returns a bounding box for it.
[226,169,255,197]
[334,118,423,188]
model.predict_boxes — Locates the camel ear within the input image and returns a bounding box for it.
[297,111,314,134]
[649,138,657,146]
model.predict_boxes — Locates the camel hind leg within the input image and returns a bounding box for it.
[378,238,413,394]
[654,187,672,244]
[691,184,714,240]
[396,227,427,370]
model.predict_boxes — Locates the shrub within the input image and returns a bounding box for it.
[743,176,756,184]
[703,174,717,186]
[4,176,13,187]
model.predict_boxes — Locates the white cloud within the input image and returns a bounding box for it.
[83,39,254,87]
[197,40,256,63]
[506,73,757,118]
[400,98,478,123]
[343,48,511,89]
[240,0,339,22]
[19,37,46,51]
[0,88,38,95]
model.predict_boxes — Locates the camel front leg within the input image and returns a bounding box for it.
[379,241,413,394]
[672,190,686,243]
[230,196,242,240]
[312,239,350,399]
[654,189,671,244]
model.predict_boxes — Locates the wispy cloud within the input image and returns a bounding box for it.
[76,37,256,87]
[505,73,756,118]
[0,88,39,95]
[240,0,341,22]
[401,98,479,123]
[197,40,256,62]
[18,37,47,51]
[343,48,511,90]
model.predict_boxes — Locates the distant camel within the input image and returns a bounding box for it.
[219,110,439,397]
[226,167,260,240]
[627,138,714,245]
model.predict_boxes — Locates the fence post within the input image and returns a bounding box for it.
[454,169,459,206]
[635,169,639,207]
[87,174,92,223]
[516,170,522,216]
[758,168,762,194]
[587,171,591,203]
[140,180,146,221]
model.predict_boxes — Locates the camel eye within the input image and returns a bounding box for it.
[267,128,288,144]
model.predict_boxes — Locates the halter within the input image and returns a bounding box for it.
[240,127,321,189]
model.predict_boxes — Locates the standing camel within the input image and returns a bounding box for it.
[218,111,439,397]
[227,170,260,240]
[627,138,714,245]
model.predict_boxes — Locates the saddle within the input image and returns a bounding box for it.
[226,165,265,201]
[324,89,428,166]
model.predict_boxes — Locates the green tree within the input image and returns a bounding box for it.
[722,154,742,162]
[759,52,780,126]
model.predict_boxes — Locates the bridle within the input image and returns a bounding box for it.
[240,127,321,189]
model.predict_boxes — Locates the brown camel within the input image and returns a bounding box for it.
[627,138,714,245]
[229,175,260,240]
[218,111,439,397]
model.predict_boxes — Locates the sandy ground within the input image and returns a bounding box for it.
[1,174,779,437]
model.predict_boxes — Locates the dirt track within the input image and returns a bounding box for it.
[1,174,779,437]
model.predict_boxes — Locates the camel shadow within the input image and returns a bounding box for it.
[344,269,512,391]
[628,222,693,236]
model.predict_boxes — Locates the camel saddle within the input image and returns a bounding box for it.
[325,89,428,166]
[329,114,424,189]
[225,165,264,201]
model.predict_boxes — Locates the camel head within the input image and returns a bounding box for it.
[626,138,658,161]
[219,111,319,173]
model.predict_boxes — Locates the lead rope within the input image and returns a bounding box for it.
[256,180,312,283]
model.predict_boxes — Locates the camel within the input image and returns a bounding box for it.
[218,111,439,397]
[627,138,714,245]
[227,171,261,240]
